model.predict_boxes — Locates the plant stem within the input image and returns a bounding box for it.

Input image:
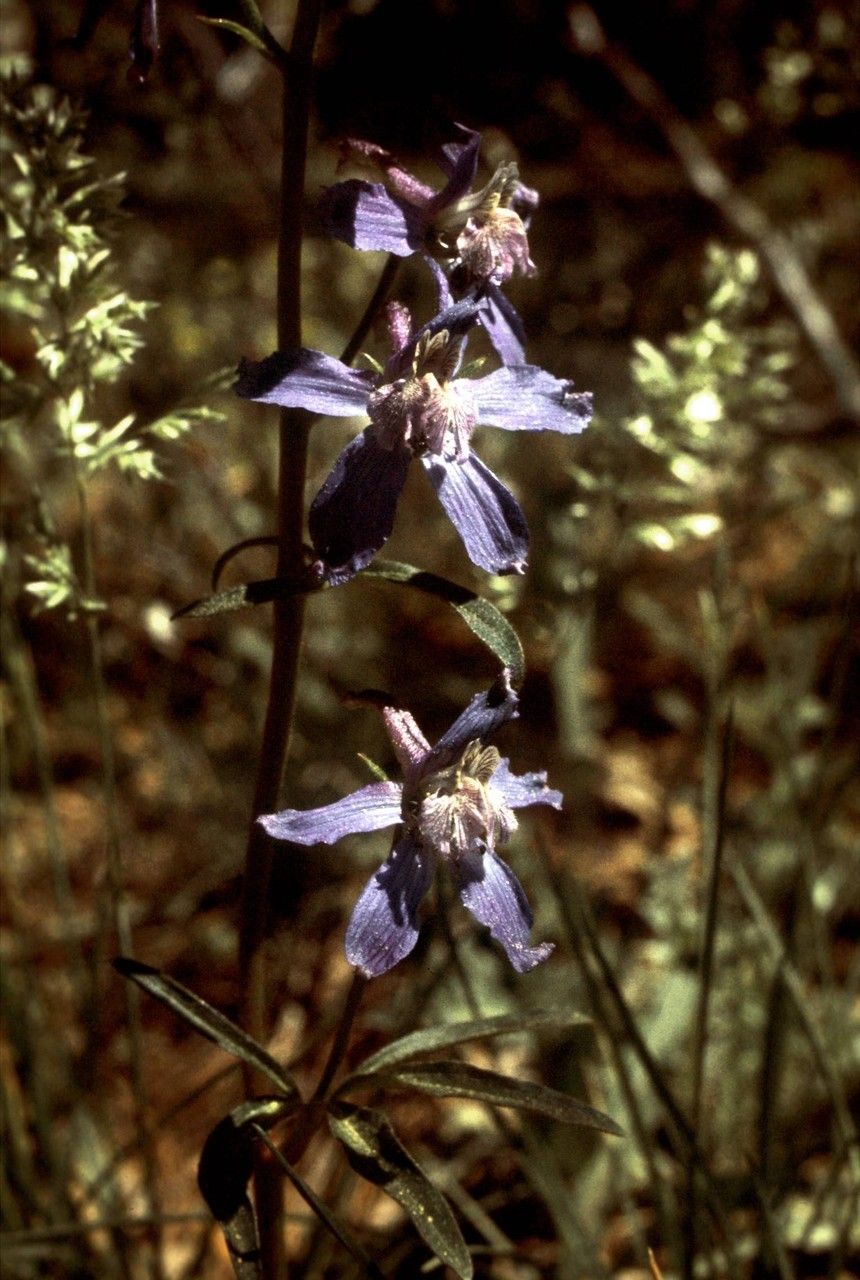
[237,4,322,1274]
[684,703,733,1280]
[311,972,367,1102]
[239,0,322,1040]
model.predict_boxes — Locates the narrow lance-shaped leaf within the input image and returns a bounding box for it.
[357,1061,624,1137]
[346,1008,590,1079]
[197,17,269,56]
[198,1098,296,1280]
[364,559,525,686]
[173,558,525,685]
[113,958,299,1098]
[172,571,320,620]
[328,1101,473,1280]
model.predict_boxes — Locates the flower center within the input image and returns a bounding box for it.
[368,329,477,461]
[411,741,516,860]
[434,162,523,238]
[456,206,535,285]
[429,162,534,286]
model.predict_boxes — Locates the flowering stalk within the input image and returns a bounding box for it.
[238,0,320,1043]
[237,2,322,1274]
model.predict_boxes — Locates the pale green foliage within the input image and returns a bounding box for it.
[24,540,103,614]
[0,69,223,614]
[553,243,800,591]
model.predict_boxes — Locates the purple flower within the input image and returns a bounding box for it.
[235,301,592,584]
[321,127,540,364]
[260,676,560,977]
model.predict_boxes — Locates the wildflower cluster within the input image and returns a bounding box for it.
[242,127,593,978]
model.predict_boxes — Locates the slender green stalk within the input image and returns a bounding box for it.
[684,704,733,1280]
[731,862,859,1168]
[557,866,742,1278]
[275,974,368,1175]
[437,876,610,1277]
[339,254,400,366]
[535,832,684,1273]
[311,973,367,1102]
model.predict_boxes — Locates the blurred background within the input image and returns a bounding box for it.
[1,1,858,1277]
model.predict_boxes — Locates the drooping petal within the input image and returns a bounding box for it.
[491,759,563,811]
[321,179,426,255]
[511,180,540,224]
[235,349,374,416]
[260,781,403,845]
[424,673,519,773]
[473,366,593,435]
[345,835,436,978]
[430,126,482,211]
[309,430,412,585]
[454,846,554,973]
[423,453,529,575]
[426,257,454,313]
[478,286,528,365]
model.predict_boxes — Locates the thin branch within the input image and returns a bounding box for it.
[569,5,860,422]
[254,1128,386,1279]
[685,704,733,1279]
[730,861,859,1168]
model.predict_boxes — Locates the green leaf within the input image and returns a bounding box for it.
[347,1009,590,1078]
[364,559,525,686]
[173,558,524,686]
[197,16,269,56]
[362,1061,624,1136]
[328,1102,472,1280]
[198,1098,296,1280]
[113,958,299,1098]
[357,753,389,782]
[171,574,318,619]
[198,1098,295,1222]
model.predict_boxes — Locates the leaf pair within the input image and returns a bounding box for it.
[115,960,621,1279]
[173,557,525,687]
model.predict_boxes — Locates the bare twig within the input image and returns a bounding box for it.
[569,5,860,422]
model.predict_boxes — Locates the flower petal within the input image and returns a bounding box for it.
[426,257,454,312]
[473,366,593,435]
[260,781,402,845]
[321,179,425,255]
[454,846,554,973]
[425,673,519,771]
[479,286,527,365]
[235,349,374,415]
[345,835,436,977]
[491,759,563,810]
[309,429,411,584]
[423,453,529,575]
[431,126,481,211]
